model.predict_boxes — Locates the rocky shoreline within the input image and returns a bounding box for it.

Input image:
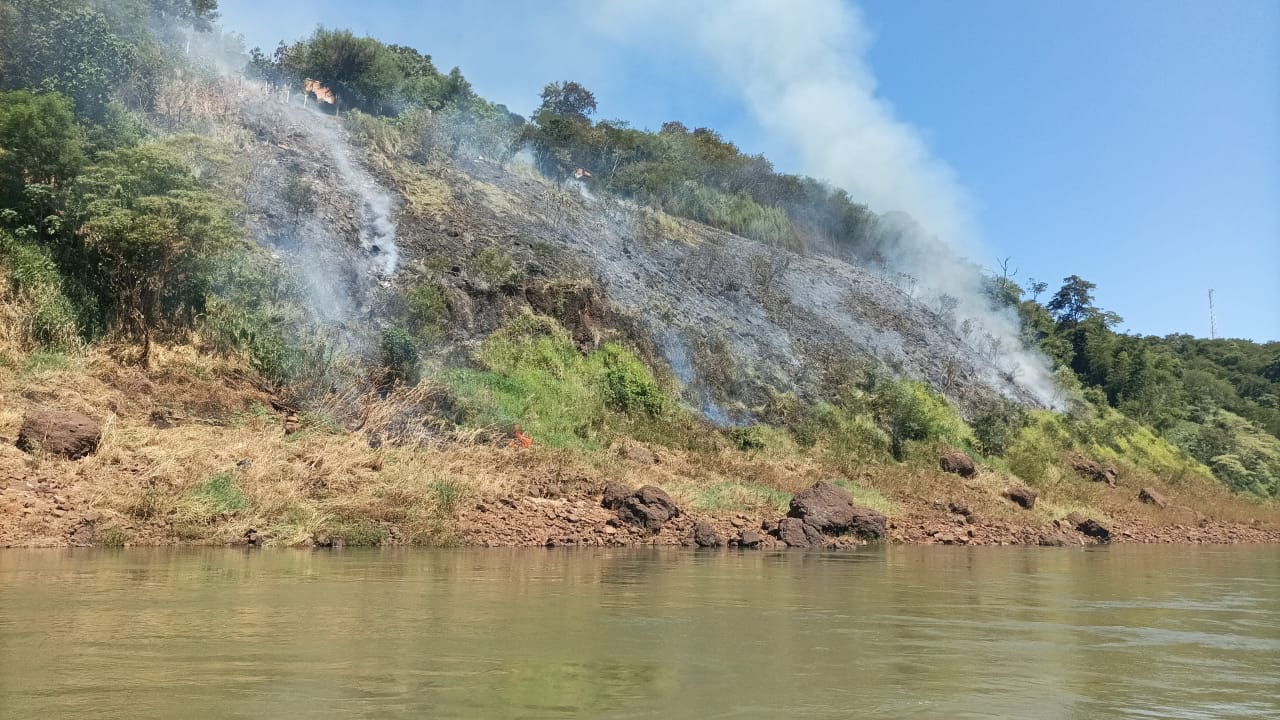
[456,480,1280,550]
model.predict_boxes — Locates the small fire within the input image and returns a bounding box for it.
[508,425,534,449]
[304,78,336,105]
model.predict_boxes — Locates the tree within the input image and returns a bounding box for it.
[280,28,401,112]
[0,91,85,205]
[0,0,134,118]
[1047,275,1098,326]
[75,142,238,366]
[537,81,597,121]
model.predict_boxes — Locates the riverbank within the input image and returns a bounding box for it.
[3,347,1278,549]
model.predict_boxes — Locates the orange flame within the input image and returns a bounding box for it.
[305,78,336,105]
[508,425,533,449]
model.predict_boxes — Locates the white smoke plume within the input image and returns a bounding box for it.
[593,0,1062,407]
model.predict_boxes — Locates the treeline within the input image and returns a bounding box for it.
[993,275,1280,497]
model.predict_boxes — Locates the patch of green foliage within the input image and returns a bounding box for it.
[183,471,249,522]
[379,326,420,386]
[444,313,674,450]
[472,246,523,288]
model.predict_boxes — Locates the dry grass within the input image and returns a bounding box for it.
[2,335,1277,547]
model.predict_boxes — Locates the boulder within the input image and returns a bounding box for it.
[1070,454,1118,487]
[607,484,681,534]
[1138,487,1168,509]
[939,451,976,478]
[600,482,632,510]
[776,517,824,548]
[693,521,723,548]
[16,409,101,460]
[787,481,887,539]
[737,530,764,548]
[1003,485,1038,510]
[1076,518,1112,542]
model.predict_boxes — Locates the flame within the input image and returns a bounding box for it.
[304,78,336,105]
[508,425,533,449]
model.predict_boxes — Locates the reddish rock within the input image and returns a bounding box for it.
[1076,518,1112,542]
[17,409,101,460]
[939,451,976,478]
[787,481,888,539]
[693,521,723,548]
[1003,485,1038,510]
[608,485,680,534]
[776,517,824,548]
[600,482,632,510]
[1070,454,1118,487]
[1138,487,1168,509]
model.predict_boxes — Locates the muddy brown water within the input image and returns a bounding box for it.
[0,546,1276,719]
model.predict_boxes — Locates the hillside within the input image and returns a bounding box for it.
[1,0,1278,548]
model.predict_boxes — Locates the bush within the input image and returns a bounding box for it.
[598,343,665,416]
[403,281,448,338]
[379,325,419,386]
[873,379,974,460]
[472,245,522,288]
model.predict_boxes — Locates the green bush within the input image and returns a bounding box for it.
[873,379,974,460]
[403,281,448,338]
[598,343,665,416]
[379,325,420,386]
[472,245,522,288]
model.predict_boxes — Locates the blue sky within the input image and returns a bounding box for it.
[219,0,1279,341]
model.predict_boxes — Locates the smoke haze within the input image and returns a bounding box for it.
[594,0,1062,407]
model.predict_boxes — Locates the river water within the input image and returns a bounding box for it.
[0,546,1276,719]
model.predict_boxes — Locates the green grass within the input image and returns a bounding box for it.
[184,472,249,519]
[831,479,896,515]
[444,312,673,450]
[668,480,791,515]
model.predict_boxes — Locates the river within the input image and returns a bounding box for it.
[0,546,1276,719]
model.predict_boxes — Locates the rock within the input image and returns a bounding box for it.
[737,530,763,548]
[947,501,972,518]
[1038,531,1077,547]
[600,482,632,510]
[1138,487,1168,509]
[1076,518,1112,542]
[16,409,101,460]
[693,521,723,548]
[787,481,888,539]
[1070,454,1118,487]
[776,517,824,547]
[1003,485,1038,510]
[609,485,681,534]
[939,451,977,478]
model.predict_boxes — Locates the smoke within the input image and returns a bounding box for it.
[593,0,1062,408]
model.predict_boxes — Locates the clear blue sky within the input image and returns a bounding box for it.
[219,0,1280,341]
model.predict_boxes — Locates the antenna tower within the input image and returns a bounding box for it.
[1208,289,1217,340]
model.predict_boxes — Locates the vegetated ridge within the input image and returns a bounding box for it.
[1,1,1278,548]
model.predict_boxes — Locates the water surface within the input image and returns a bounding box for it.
[0,546,1276,719]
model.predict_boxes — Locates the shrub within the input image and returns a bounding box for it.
[403,281,448,338]
[598,343,665,416]
[379,325,420,386]
[472,245,522,288]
